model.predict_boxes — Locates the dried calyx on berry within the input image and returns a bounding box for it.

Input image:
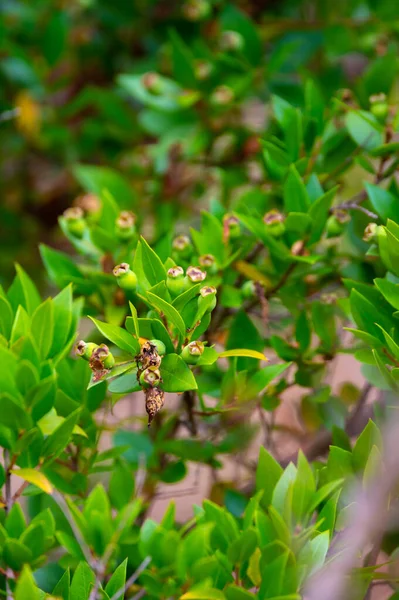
[139,341,162,370]
[89,344,115,377]
[186,266,207,284]
[223,214,240,241]
[74,193,101,222]
[194,60,213,81]
[113,263,138,290]
[198,286,217,313]
[115,211,136,241]
[63,207,86,239]
[363,222,379,243]
[182,0,210,21]
[181,341,204,365]
[219,30,244,52]
[75,340,98,361]
[166,266,188,297]
[211,85,235,106]
[141,72,162,94]
[263,210,286,237]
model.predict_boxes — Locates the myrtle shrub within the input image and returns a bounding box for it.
[2,1,399,600]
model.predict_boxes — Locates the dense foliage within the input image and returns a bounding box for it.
[2,1,399,599]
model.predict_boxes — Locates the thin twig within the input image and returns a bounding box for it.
[52,492,93,566]
[109,557,151,600]
[333,202,378,220]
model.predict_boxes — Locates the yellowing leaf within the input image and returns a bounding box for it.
[234,260,272,286]
[218,349,268,361]
[11,468,53,494]
[247,547,262,586]
[15,91,41,138]
[73,424,88,438]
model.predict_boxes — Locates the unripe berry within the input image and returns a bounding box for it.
[182,0,211,21]
[263,210,286,237]
[113,263,138,291]
[194,60,213,81]
[198,286,217,313]
[199,254,217,274]
[115,211,136,241]
[210,85,234,107]
[149,339,166,356]
[166,266,188,297]
[74,193,101,224]
[172,235,192,259]
[370,93,388,122]
[141,72,162,94]
[140,367,162,388]
[186,266,207,284]
[63,207,86,239]
[326,209,350,238]
[242,280,256,299]
[363,222,379,243]
[75,340,98,361]
[223,214,241,240]
[181,341,204,365]
[219,30,244,52]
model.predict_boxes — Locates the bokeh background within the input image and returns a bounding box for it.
[2,0,399,288]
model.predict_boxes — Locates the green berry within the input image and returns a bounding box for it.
[198,286,217,313]
[242,280,256,299]
[113,263,138,291]
[363,223,379,243]
[223,214,240,239]
[166,266,188,297]
[63,207,86,239]
[326,210,350,238]
[172,235,192,259]
[370,93,388,122]
[181,341,204,365]
[220,30,244,52]
[263,210,286,237]
[75,340,98,361]
[149,339,166,356]
[140,368,162,388]
[115,211,136,241]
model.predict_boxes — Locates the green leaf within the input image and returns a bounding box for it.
[225,587,256,600]
[73,163,135,208]
[6,502,27,538]
[345,110,383,150]
[105,558,127,600]
[70,562,95,600]
[283,165,310,213]
[308,187,338,244]
[0,295,13,339]
[108,370,140,394]
[89,317,140,355]
[7,265,41,316]
[374,278,399,311]
[52,569,70,600]
[10,305,31,345]
[128,302,140,338]
[15,566,40,600]
[146,292,186,339]
[366,182,399,222]
[181,589,225,600]
[50,285,73,356]
[40,244,84,288]
[352,419,382,472]
[256,447,283,509]
[140,236,167,285]
[109,462,135,509]
[190,212,225,263]
[42,409,81,462]
[227,528,258,564]
[4,539,32,571]
[160,354,197,392]
[31,298,54,360]
[308,479,344,513]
